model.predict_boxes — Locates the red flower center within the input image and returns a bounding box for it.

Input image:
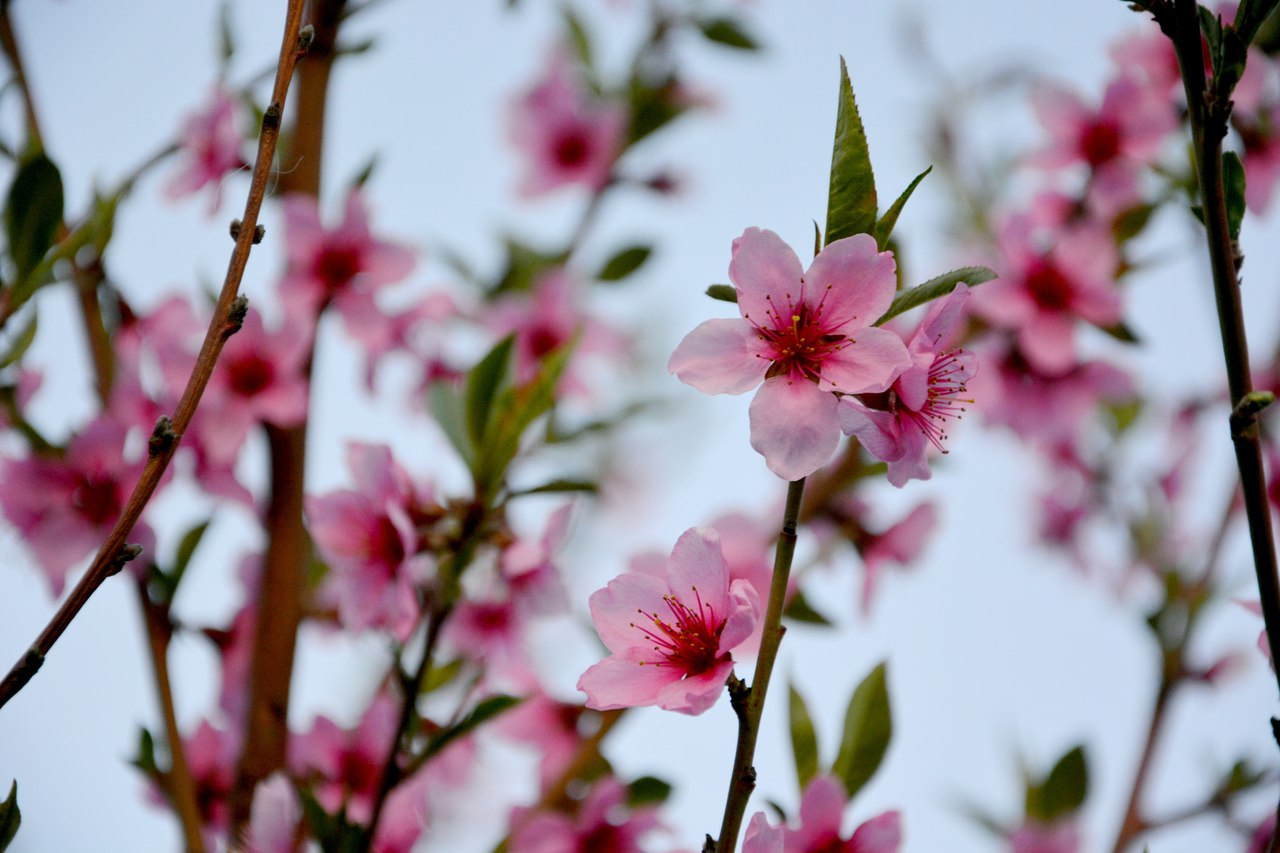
[72,474,121,526]
[902,349,972,452]
[632,587,723,676]
[314,245,362,292]
[553,127,591,169]
[1025,259,1075,311]
[227,352,274,397]
[752,286,849,384]
[1080,120,1122,168]
[368,515,407,577]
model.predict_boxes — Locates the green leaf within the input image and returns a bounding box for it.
[562,5,594,69]
[824,57,877,247]
[427,380,475,470]
[1224,150,1247,241]
[1025,744,1088,823]
[1200,7,1226,77]
[788,683,819,790]
[218,0,236,65]
[6,154,64,288]
[0,312,37,369]
[0,781,19,852]
[782,588,831,625]
[492,237,568,295]
[706,283,737,303]
[874,166,932,251]
[875,266,996,326]
[422,694,522,762]
[626,775,673,806]
[1236,0,1280,48]
[509,478,598,497]
[597,244,653,282]
[830,661,892,799]
[1098,320,1141,344]
[696,17,760,51]
[1111,203,1157,242]
[466,335,516,449]
[627,74,686,146]
[130,727,159,776]
[165,518,212,603]
[423,658,465,693]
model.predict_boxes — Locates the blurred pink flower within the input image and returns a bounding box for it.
[785,774,901,853]
[509,47,626,197]
[0,414,155,596]
[509,777,663,853]
[245,773,301,853]
[859,502,938,615]
[840,284,976,487]
[166,87,246,211]
[669,228,910,481]
[1008,819,1079,853]
[973,216,1121,376]
[743,812,784,853]
[279,192,416,336]
[578,527,760,715]
[306,443,438,639]
[1031,74,1175,172]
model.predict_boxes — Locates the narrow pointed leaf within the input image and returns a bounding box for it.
[874,166,932,251]
[466,335,515,448]
[1025,744,1088,823]
[830,661,892,799]
[789,683,820,790]
[427,380,476,470]
[0,312,37,369]
[782,588,831,625]
[1224,151,1246,241]
[824,57,877,246]
[1237,0,1280,47]
[510,478,598,497]
[6,154,63,288]
[697,17,760,51]
[597,244,653,282]
[875,266,997,326]
[0,781,19,852]
[706,283,737,303]
[422,695,522,762]
[562,5,594,69]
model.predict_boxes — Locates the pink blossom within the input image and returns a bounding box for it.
[1248,813,1277,853]
[785,774,901,853]
[669,228,911,481]
[509,777,664,853]
[166,87,246,210]
[1031,74,1175,172]
[743,812,784,853]
[630,511,776,655]
[306,443,439,639]
[492,691,585,792]
[144,720,239,846]
[509,47,626,197]
[1108,30,1180,97]
[858,502,938,615]
[484,268,626,396]
[839,284,976,487]
[501,503,573,617]
[279,192,416,335]
[578,527,760,715]
[0,414,155,596]
[973,215,1121,376]
[245,773,301,853]
[1007,819,1080,853]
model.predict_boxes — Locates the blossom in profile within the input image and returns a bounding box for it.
[785,774,901,852]
[166,87,247,210]
[839,284,975,487]
[244,773,301,853]
[509,47,626,197]
[742,812,784,853]
[578,527,759,715]
[1008,818,1080,853]
[669,228,910,481]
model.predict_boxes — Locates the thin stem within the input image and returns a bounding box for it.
[1111,679,1174,853]
[227,0,346,829]
[135,579,206,853]
[1166,0,1280,692]
[710,477,806,853]
[0,0,43,151]
[0,0,308,711]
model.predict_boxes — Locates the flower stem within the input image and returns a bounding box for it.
[0,0,308,713]
[710,477,806,853]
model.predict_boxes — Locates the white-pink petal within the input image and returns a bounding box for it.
[748,376,841,481]
[803,233,898,329]
[730,227,805,327]
[668,318,770,395]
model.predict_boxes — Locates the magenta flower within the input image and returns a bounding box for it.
[785,774,901,853]
[669,228,911,481]
[0,414,155,596]
[1007,819,1080,853]
[509,777,664,853]
[839,284,975,487]
[577,527,760,715]
[166,87,246,211]
[1030,74,1175,172]
[973,215,1121,376]
[279,191,416,336]
[306,443,439,639]
[509,47,626,197]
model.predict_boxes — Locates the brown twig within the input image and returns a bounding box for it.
[0,0,309,712]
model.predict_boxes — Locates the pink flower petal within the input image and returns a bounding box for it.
[748,376,841,481]
[669,318,771,394]
[730,227,805,327]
